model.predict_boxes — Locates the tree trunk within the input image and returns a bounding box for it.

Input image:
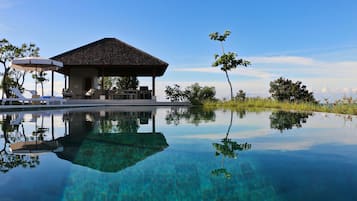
[41,82,44,96]
[1,67,11,98]
[224,70,234,101]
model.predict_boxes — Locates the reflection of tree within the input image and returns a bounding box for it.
[269,111,312,132]
[212,111,251,179]
[0,153,39,173]
[32,115,48,141]
[97,112,152,134]
[0,115,40,173]
[236,109,246,119]
[165,107,216,126]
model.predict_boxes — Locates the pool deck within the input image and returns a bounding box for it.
[0,99,191,111]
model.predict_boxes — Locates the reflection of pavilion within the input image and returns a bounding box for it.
[57,108,168,172]
[56,132,167,172]
[5,108,168,173]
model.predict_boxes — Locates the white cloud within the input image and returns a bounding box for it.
[321,87,328,93]
[251,56,357,78]
[172,67,274,79]
[248,56,316,66]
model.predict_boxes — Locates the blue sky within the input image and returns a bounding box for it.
[1,0,357,101]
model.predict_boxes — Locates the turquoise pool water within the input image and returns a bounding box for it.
[0,107,357,201]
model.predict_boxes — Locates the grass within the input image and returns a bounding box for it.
[203,98,357,115]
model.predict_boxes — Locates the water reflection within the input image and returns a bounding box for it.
[212,110,251,179]
[165,107,216,125]
[0,108,168,173]
[0,114,40,173]
[269,111,312,132]
[0,108,316,174]
[58,109,168,172]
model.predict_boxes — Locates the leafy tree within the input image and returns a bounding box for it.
[0,39,39,98]
[269,77,316,103]
[117,76,139,90]
[235,89,246,101]
[209,30,250,100]
[164,84,187,102]
[184,83,216,105]
[98,77,122,90]
[32,71,48,96]
[98,77,113,90]
[165,83,216,104]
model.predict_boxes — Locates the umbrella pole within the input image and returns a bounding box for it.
[35,72,38,95]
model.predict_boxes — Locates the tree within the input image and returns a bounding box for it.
[98,77,121,90]
[235,89,246,101]
[32,71,48,96]
[0,39,39,98]
[164,84,187,102]
[117,76,139,90]
[269,77,316,103]
[209,30,250,100]
[184,83,216,105]
[164,83,217,104]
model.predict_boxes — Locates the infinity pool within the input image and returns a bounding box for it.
[0,107,357,201]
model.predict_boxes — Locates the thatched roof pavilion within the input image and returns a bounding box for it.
[50,38,168,98]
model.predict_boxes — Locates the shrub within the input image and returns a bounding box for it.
[269,77,316,103]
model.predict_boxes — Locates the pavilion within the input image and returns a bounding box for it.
[51,38,168,100]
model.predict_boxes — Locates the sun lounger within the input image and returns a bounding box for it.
[1,87,66,105]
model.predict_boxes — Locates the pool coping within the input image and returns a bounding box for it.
[0,99,191,111]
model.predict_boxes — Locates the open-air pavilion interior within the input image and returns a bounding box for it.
[51,37,169,100]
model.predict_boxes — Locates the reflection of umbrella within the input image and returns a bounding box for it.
[10,57,63,95]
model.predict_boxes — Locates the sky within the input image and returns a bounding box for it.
[1,0,357,101]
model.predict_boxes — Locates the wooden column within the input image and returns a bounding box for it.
[51,114,54,140]
[152,113,156,134]
[64,75,67,89]
[51,71,54,96]
[152,75,156,97]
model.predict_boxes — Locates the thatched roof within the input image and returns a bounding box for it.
[51,38,168,76]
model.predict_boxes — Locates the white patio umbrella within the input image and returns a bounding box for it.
[10,57,63,95]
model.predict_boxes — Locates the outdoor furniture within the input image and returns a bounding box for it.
[1,87,66,105]
[123,90,138,99]
[139,86,152,99]
[84,88,96,99]
[62,88,73,98]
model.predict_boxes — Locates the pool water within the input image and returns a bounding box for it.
[1,107,357,201]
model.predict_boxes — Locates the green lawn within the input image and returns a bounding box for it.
[203,98,357,115]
